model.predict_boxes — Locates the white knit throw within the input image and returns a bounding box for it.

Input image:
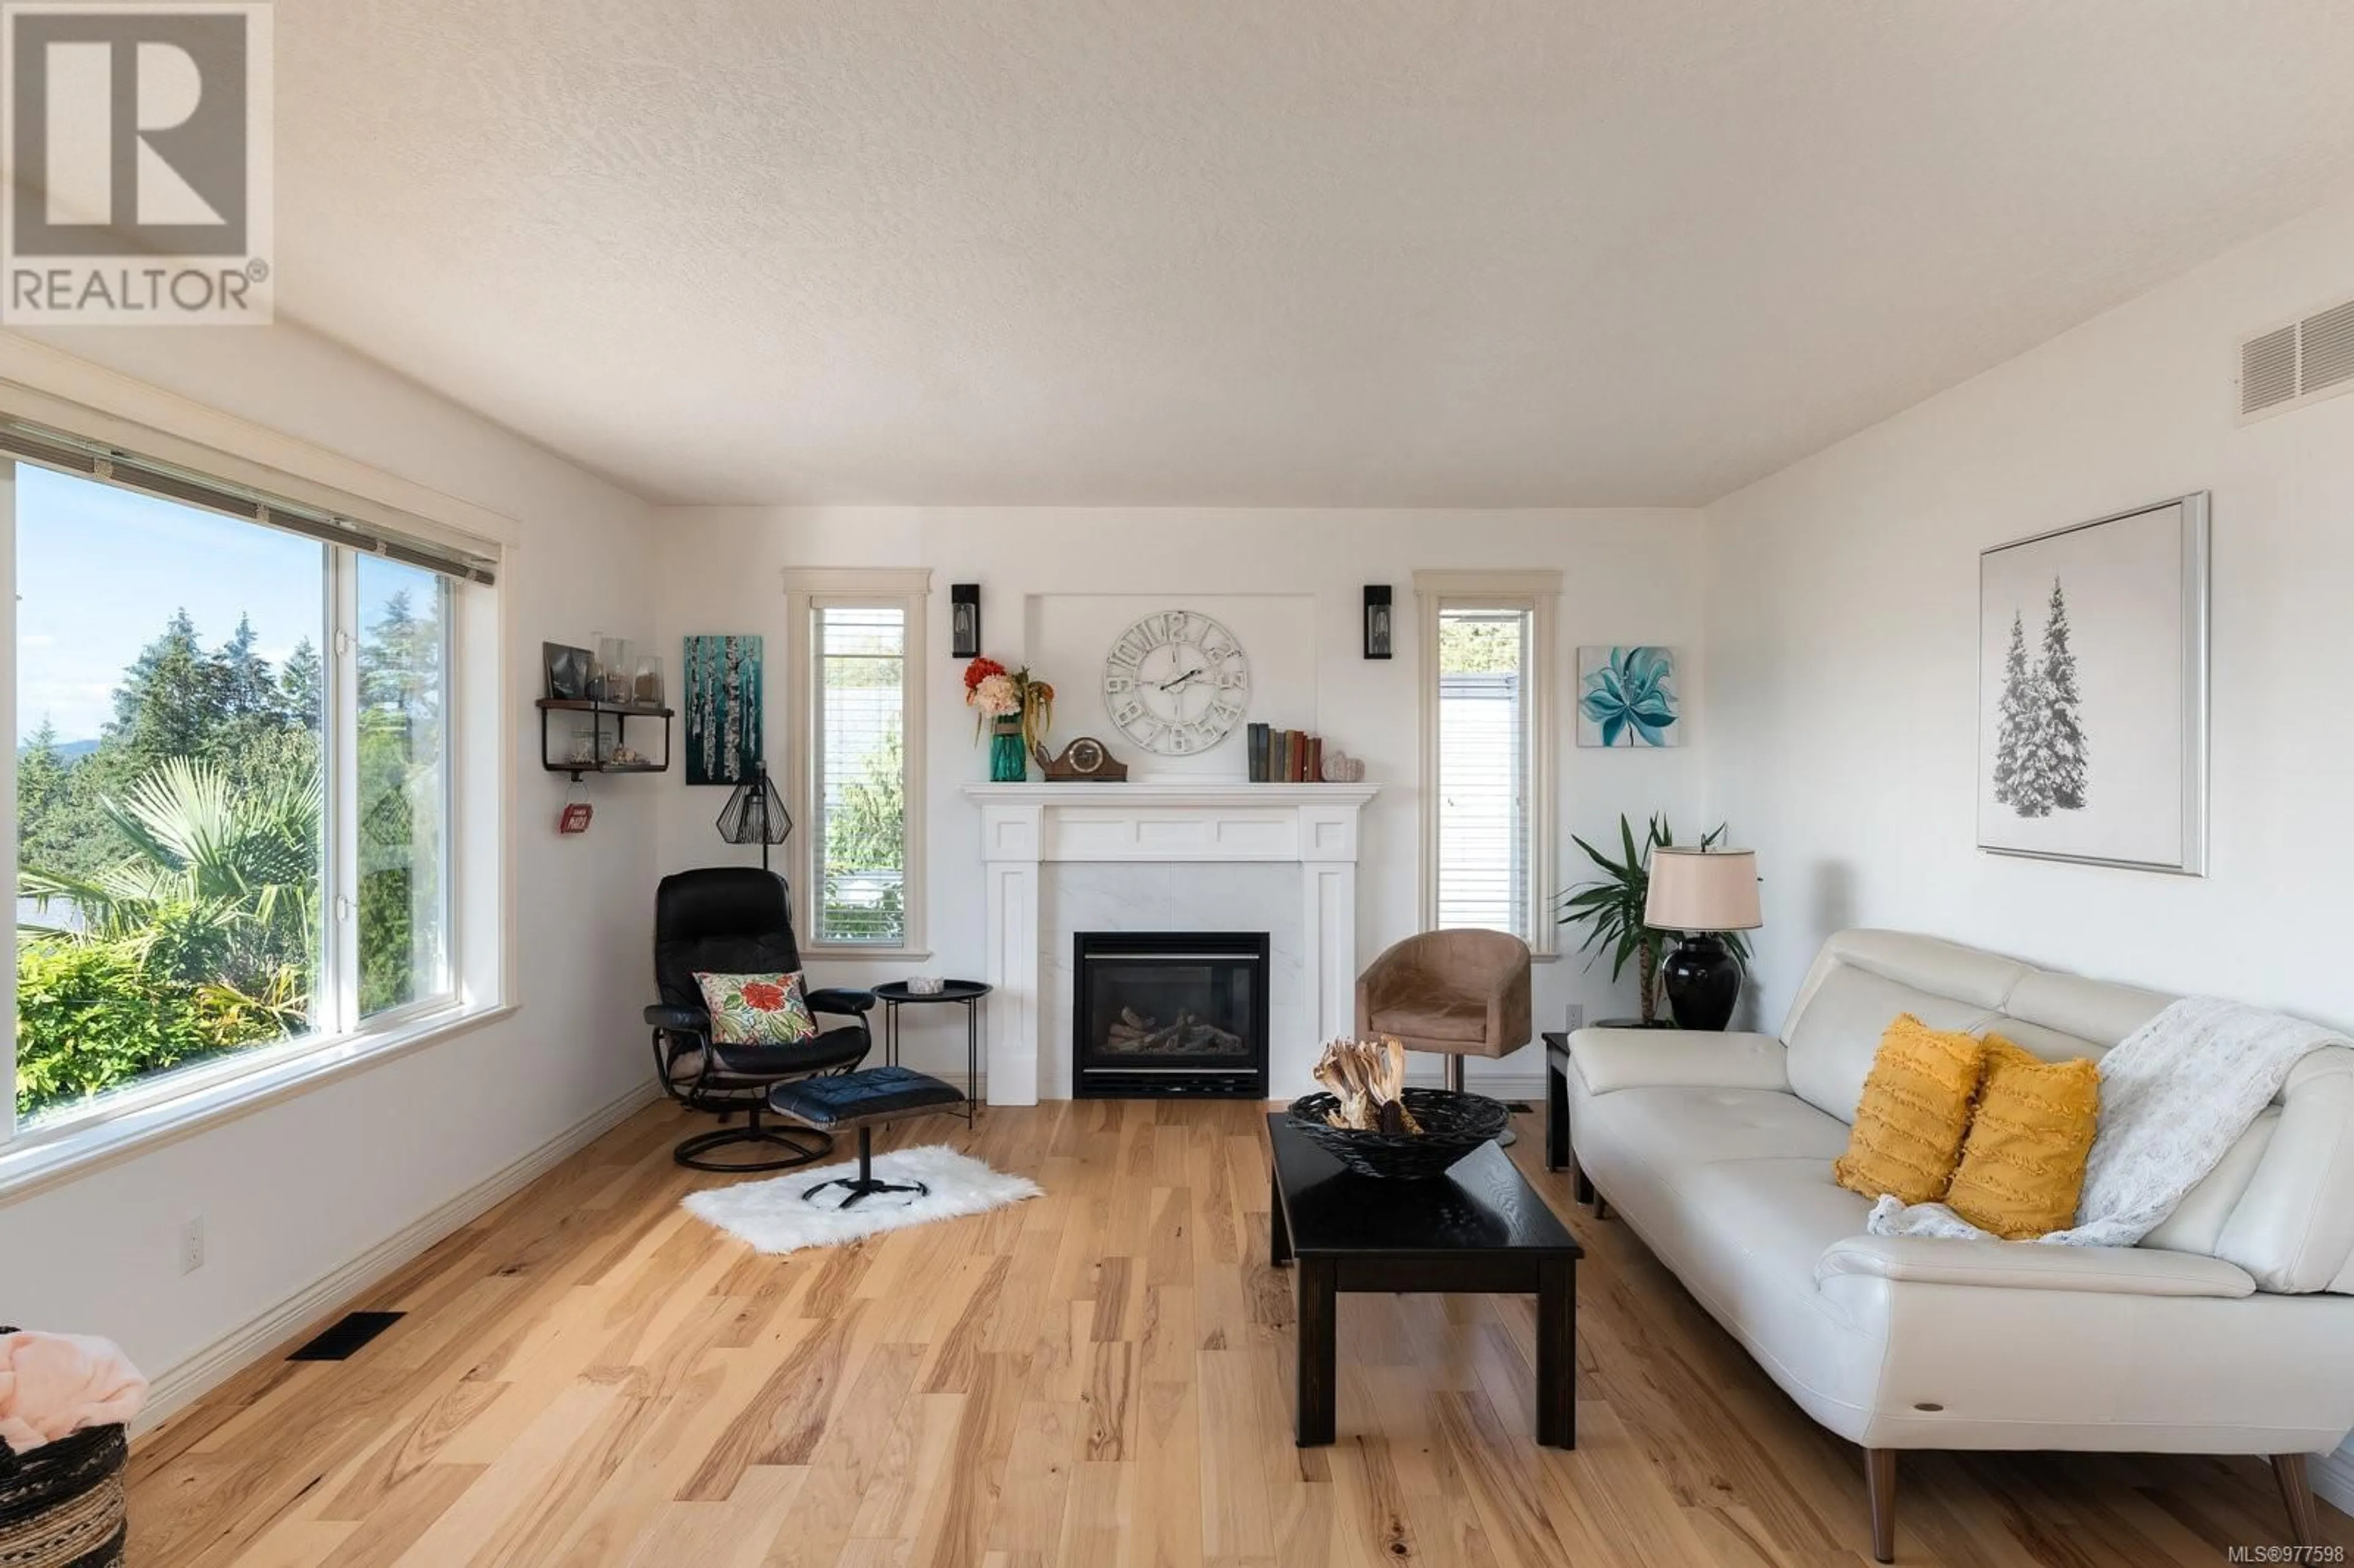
[1865,997,2347,1247]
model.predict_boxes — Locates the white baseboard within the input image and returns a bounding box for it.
[135,1078,663,1435]
[2315,1445,2354,1518]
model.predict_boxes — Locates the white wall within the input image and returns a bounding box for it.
[1703,192,2354,1037]
[651,505,1710,1090]
[0,325,661,1393]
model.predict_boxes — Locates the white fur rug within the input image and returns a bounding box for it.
[682,1143,1042,1254]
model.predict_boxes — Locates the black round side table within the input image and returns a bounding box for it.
[869,980,991,1120]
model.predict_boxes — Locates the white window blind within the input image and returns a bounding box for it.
[1436,607,1532,938]
[812,604,907,945]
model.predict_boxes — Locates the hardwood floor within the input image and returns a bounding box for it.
[128,1098,2345,1566]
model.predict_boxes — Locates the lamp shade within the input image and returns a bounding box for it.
[715,764,791,853]
[1645,847,1761,932]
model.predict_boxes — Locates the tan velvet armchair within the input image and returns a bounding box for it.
[1355,929,1533,1093]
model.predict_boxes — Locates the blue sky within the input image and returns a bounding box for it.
[14,465,428,745]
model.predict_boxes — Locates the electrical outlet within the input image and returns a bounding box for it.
[179,1217,205,1276]
[1564,1003,1585,1033]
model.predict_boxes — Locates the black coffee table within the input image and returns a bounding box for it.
[1265,1112,1582,1448]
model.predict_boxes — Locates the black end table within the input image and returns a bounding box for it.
[869,980,989,1121]
[1542,1027,1643,1204]
[1265,1112,1582,1448]
[1542,1030,1577,1192]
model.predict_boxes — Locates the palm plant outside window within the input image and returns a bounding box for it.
[12,463,455,1130]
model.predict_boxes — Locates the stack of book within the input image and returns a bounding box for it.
[1247,724,1326,782]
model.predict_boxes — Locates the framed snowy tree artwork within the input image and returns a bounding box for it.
[1978,493,2209,874]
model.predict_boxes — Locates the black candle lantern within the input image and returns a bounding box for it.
[951,583,981,658]
[1363,585,1393,660]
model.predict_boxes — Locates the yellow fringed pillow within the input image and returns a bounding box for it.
[1943,1037,2101,1239]
[1833,1015,1990,1206]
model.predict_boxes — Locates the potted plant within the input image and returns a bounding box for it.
[1556,813,1750,1024]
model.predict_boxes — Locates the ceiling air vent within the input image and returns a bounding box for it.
[2239,295,2354,422]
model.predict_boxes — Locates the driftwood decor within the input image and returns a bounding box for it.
[1102,1007,1241,1056]
[1311,1037,1423,1135]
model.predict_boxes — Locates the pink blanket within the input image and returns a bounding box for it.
[0,1330,147,1452]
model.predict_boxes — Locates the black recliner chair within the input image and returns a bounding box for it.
[646,867,874,1171]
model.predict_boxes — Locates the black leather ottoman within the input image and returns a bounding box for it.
[768,1065,968,1209]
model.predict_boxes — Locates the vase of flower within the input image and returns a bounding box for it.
[988,716,1028,781]
[965,655,1056,782]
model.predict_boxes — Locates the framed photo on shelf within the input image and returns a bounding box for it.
[543,641,592,701]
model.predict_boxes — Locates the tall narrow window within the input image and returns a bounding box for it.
[785,569,930,956]
[1436,606,1531,933]
[814,604,907,945]
[1416,571,1559,953]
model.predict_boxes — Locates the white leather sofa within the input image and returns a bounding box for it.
[1555,929,2354,1561]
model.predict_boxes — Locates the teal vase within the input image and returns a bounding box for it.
[989,718,1027,782]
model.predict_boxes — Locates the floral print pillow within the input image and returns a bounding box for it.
[693,970,818,1046]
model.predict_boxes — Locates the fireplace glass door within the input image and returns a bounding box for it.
[1073,931,1270,1097]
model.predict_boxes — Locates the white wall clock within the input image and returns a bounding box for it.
[1102,609,1251,755]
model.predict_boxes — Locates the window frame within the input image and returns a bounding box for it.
[1,401,507,1189]
[782,568,931,959]
[1414,569,1561,957]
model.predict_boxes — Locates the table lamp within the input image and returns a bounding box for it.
[1643,847,1762,1030]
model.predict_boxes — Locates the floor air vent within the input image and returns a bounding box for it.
[288,1311,404,1361]
[2240,294,2354,421]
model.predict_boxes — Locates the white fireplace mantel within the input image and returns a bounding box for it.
[965,782,1378,1103]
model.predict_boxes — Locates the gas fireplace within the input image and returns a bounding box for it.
[1072,931,1270,1098]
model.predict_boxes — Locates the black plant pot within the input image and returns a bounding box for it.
[1662,933,1740,1032]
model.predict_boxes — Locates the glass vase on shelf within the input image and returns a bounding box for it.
[989,715,1028,782]
[598,637,633,703]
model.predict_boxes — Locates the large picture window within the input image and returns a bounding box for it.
[1415,571,1560,953]
[10,455,471,1140]
[783,569,929,956]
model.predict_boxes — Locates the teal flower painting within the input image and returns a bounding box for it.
[1578,645,1680,747]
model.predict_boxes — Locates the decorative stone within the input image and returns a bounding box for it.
[907,975,946,995]
[1319,748,1366,783]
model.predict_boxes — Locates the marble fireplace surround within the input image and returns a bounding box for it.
[966,782,1379,1105]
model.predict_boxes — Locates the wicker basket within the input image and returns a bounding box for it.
[0,1327,128,1568]
[1285,1088,1510,1179]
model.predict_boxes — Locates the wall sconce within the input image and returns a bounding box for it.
[1363,585,1393,660]
[951,583,981,658]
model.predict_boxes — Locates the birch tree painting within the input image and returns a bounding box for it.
[684,634,763,786]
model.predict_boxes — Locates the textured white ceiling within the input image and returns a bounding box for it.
[272,1,2354,506]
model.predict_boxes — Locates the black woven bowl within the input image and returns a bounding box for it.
[1285,1088,1510,1179]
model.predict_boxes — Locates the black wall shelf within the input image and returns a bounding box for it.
[537,698,672,780]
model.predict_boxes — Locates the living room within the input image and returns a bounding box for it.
[2,5,2352,1565]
